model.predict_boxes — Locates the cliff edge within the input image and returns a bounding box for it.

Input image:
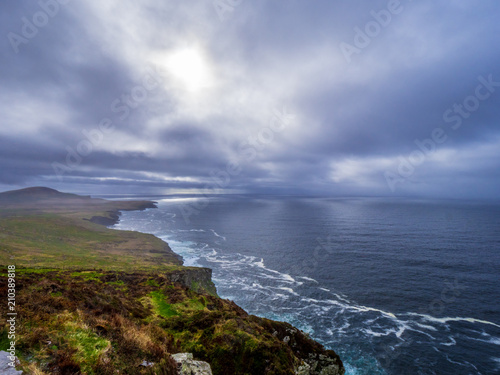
[0,187,345,374]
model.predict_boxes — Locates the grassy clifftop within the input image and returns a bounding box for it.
[0,187,181,270]
[0,187,344,374]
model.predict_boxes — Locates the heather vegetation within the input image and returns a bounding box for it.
[0,269,343,374]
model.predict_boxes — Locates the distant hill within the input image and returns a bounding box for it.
[0,186,157,225]
[0,186,91,203]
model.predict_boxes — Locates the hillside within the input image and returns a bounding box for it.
[0,187,345,374]
[0,187,180,269]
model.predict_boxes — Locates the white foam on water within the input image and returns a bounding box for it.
[394,324,406,338]
[408,313,500,328]
[273,286,299,296]
[246,282,274,297]
[302,297,321,304]
[445,354,481,374]
[468,335,500,346]
[210,229,226,241]
[335,322,351,335]
[492,357,500,370]
[405,327,435,340]
[297,276,319,283]
[343,363,371,375]
[333,293,351,303]
[252,257,297,283]
[157,235,202,266]
[349,305,397,320]
[272,293,290,301]
[203,255,236,265]
[444,354,464,366]
[441,337,456,347]
[490,337,500,345]
[362,328,395,338]
[414,322,438,332]
[324,299,349,309]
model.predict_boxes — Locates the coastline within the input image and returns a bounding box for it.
[0,187,346,374]
[87,200,158,227]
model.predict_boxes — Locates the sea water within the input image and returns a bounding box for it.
[111,196,500,375]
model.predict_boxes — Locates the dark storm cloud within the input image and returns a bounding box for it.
[0,0,499,198]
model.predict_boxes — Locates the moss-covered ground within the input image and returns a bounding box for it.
[0,269,342,374]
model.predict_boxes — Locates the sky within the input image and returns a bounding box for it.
[1,0,499,199]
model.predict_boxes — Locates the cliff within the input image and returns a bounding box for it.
[165,267,217,296]
[0,187,345,374]
[0,268,344,374]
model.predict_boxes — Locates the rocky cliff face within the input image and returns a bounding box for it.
[251,317,345,375]
[165,267,218,296]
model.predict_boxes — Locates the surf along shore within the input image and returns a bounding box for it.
[0,187,345,374]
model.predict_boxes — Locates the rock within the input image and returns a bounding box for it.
[283,336,290,344]
[171,353,213,375]
[171,353,194,362]
[295,353,344,375]
[296,362,311,375]
[0,351,23,375]
[166,268,217,296]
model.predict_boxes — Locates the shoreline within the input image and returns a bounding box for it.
[88,200,158,227]
[0,187,346,374]
[110,202,186,266]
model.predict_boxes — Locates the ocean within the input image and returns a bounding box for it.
[111,195,500,375]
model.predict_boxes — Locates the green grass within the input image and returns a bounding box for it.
[0,214,181,271]
[70,271,104,282]
[146,279,160,287]
[0,193,181,271]
[150,291,179,317]
[16,268,60,274]
[185,298,206,311]
[0,329,9,351]
[107,280,125,286]
[63,325,110,374]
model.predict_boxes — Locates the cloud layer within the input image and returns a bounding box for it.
[1,0,499,198]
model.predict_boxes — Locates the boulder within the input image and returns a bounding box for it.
[0,351,23,375]
[171,353,212,375]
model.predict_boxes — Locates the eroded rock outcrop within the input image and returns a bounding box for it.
[172,353,213,375]
[296,353,344,375]
[263,322,345,375]
[166,267,217,296]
